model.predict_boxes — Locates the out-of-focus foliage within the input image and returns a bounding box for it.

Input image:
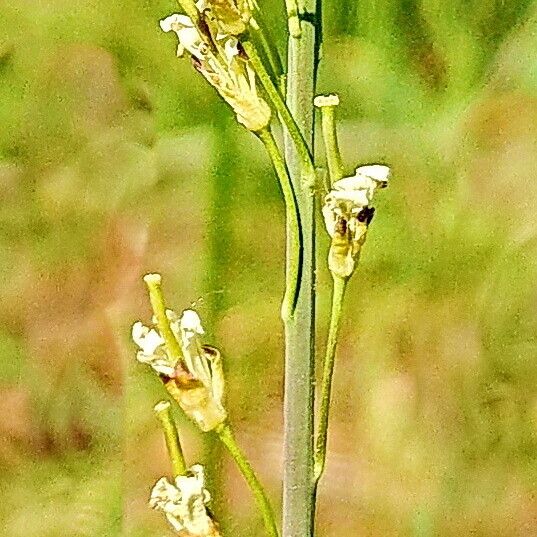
[0,0,536,535]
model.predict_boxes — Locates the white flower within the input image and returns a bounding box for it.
[322,164,390,278]
[179,309,205,345]
[159,11,271,131]
[159,13,208,59]
[178,310,226,421]
[133,302,227,431]
[150,465,219,536]
[131,321,177,377]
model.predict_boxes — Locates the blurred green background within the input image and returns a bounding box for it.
[1,0,536,535]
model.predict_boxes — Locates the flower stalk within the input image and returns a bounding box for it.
[242,39,317,190]
[314,163,390,495]
[215,422,279,537]
[257,127,302,321]
[154,400,187,478]
[314,94,345,186]
[313,274,347,482]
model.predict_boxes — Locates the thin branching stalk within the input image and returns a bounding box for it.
[154,401,187,478]
[281,1,321,535]
[243,40,317,190]
[313,275,347,482]
[257,127,302,320]
[215,422,279,537]
[249,21,284,85]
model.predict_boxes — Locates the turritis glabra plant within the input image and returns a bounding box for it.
[132,2,391,536]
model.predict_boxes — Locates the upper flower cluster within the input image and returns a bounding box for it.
[132,304,226,432]
[160,1,271,132]
[322,165,390,278]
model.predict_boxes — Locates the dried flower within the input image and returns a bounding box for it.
[197,0,253,36]
[133,298,227,432]
[160,7,271,131]
[150,464,220,536]
[322,165,390,278]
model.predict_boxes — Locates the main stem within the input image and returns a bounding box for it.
[282,1,320,536]
[216,423,279,537]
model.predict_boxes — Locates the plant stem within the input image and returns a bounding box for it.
[154,400,187,478]
[243,40,317,191]
[318,102,344,185]
[281,1,320,535]
[313,274,347,483]
[215,422,279,537]
[250,19,284,85]
[257,128,302,321]
[285,0,302,38]
[143,274,182,361]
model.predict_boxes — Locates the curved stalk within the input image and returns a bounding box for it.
[314,274,348,482]
[243,39,317,191]
[257,127,302,321]
[216,422,279,537]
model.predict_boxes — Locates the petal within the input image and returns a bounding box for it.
[159,13,194,33]
[331,188,370,207]
[180,309,205,337]
[355,164,391,183]
[132,322,165,355]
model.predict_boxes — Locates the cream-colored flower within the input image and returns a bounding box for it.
[131,321,177,377]
[133,304,227,432]
[150,465,220,536]
[160,10,270,131]
[322,164,390,278]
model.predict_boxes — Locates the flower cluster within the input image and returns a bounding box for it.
[160,1,271,132]
[150,464,220,536]
[322,165,390,278]
[132,302,226,432]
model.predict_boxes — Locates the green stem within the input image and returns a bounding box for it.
[143,274,183,361]
[154,400,187,478]
[281,1,320,534]
[257,128,302,321]
[216,422,279,537]
[250,20,284,84]
[318,102,344,185]
[314,274,347,483]
[243,39,317,191]
[285,0,302,38]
